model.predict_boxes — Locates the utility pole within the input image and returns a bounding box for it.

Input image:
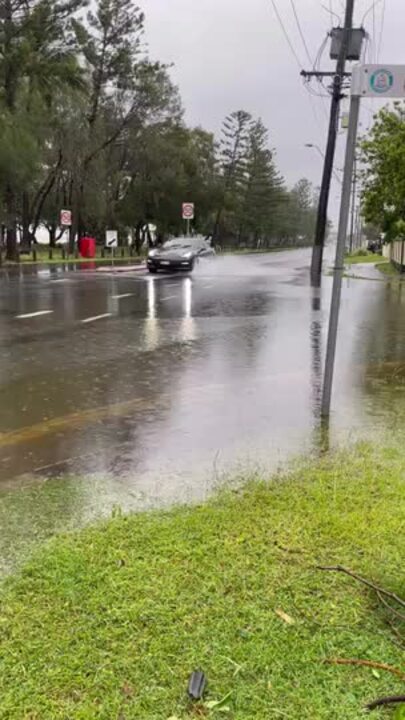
[349,154,358,252]
[309,0,356,282]
[321,90,361,418]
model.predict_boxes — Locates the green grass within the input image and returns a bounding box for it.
[377,262,403,278]
[3,248,143,266]
[0,445,404,719]
[344,252,385,265]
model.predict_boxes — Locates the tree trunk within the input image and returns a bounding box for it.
[3,1,18,262]
[135,220,143,255]
[5,185,18,261]
[21,192,31,250]
[49,224,56,248]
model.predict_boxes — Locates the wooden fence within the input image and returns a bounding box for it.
[389,240,405,271]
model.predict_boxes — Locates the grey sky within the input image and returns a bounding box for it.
[141,0,402,220]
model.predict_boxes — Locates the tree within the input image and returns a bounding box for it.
[69,0,186,247]
[360,103,405,241]
[237,119,284,245]
[214,110,253,241]
[0,0,85,259]
[118,122,218,240]
[0,4,318,261]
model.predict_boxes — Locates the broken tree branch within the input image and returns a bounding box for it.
[317,565,405,608]
[366,695,405,711]
[323,658,405,681]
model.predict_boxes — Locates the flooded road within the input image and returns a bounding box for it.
[1,250,405,571]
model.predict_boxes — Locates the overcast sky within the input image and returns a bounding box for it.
[140,0,402,221]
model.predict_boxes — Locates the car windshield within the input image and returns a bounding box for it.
[163,240,193,250]
[163,241,192,250]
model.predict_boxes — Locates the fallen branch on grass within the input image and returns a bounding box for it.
[317,565,405,608]
[323,658,405,682]
[366,695,405,711]
[377,591,405,623]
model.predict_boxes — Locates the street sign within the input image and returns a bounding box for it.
[105,230,118,248]
[353,64,405,98]
[182,203,195,220]
[60,209,72,227]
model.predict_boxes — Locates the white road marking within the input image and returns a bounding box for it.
[81,313,112,324]
[202,285,213,289]
[160,294,178,301]
[16,311,53,319]
[111,293,135,300]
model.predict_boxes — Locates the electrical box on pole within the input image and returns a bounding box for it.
[330,28,366,61]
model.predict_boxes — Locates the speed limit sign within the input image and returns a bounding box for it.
[182,203,195,220]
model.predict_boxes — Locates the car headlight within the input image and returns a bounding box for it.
[183,252,193,259]
[148,250,157,258]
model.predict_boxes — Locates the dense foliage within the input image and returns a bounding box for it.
[0,0,318,259]
[360,103,405,242]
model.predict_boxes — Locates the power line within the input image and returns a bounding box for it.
[361,0,383,27]
[268,0,329,134]
[376,0,385,61]
[268,0,303,70]
[372,0,376,62]
[310,35,331,120]
[290,0,313,66]
[313,35,329,72]
[306,91,328,131]
[321,2,341,24]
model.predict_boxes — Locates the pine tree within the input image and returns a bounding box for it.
[214,110,253,241]
[239,119,284,245]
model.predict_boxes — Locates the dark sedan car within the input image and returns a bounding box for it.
[147,237,215,273]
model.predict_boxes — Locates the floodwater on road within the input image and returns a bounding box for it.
[1,250,405,572]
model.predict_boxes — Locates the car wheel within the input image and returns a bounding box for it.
[148,268,157,274]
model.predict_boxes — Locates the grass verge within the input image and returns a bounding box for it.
[344,252,385,265]
[377,262,403,278]
[3,253,144,266]
[0,445,404,719]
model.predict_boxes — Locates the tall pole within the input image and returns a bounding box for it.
[310,0,356,282]
[321,91,361,418]
[349,155,357,252]
[356,201,363,249]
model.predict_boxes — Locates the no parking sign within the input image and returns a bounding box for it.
[182,203,195,220]
[60,209,72,226]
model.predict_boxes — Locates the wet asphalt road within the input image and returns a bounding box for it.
[1,250,405,570]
